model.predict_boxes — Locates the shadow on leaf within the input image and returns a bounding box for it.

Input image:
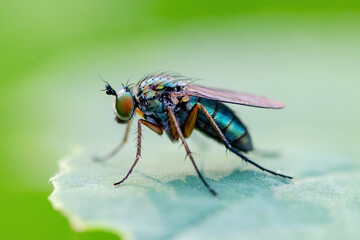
[162,169,291,197]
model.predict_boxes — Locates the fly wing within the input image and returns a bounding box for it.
[183,84,285,109]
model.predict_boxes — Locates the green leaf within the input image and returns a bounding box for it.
[49,143,360,240]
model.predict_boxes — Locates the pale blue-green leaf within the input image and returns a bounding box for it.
[49,142,360,240]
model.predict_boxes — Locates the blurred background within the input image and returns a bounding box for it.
[1,1,359,239]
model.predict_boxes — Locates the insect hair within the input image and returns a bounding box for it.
[139,71,202,88]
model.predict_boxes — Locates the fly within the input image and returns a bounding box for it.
[97,73,293,196]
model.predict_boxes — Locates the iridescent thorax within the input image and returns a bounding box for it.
[134,75,188,129]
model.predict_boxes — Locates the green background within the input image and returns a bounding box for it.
[1,1,360,239]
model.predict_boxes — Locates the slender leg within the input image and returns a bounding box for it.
[167,106,218,196]
[183,102,199,138]
[196,103,293,180]
[168,110,179,141]
[94,122,131,162]
[113,119,163,186]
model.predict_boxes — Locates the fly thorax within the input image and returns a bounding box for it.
[138,97,163,115]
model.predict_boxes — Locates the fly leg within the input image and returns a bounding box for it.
[167,106,218,196]
[196,103,293,180]
[94,122,131,162]
[113,119,163,186]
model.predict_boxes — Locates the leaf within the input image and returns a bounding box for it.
[49,143,360,240]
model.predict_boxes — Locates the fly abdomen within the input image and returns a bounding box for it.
[193,98,253,152]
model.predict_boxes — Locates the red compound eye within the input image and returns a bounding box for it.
[114,89,135,122]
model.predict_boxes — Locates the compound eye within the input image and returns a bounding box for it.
[114,89,135,122]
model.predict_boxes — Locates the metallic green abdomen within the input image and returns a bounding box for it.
[186,97,253,152]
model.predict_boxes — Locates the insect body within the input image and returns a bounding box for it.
[100,73,292,196]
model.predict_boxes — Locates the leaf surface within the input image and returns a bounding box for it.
[49,146,360,240]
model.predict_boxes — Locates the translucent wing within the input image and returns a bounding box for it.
[183,84,285,109]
